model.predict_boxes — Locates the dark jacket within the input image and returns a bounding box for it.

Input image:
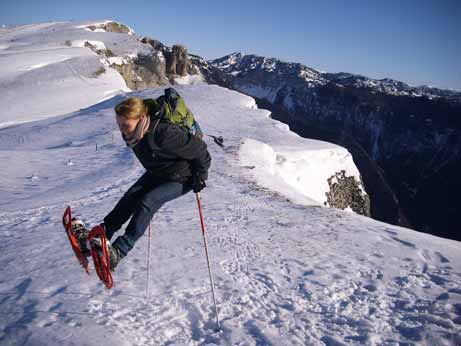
[131,116,211,184]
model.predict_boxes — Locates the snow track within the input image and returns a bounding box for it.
[0,85,460,345]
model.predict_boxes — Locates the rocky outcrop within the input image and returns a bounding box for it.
[84,41,115,57]
[86,21,133,34]
[110,52,169,89]
[77,25,200,90]
[110,38,195,90]
[164,44,189,76]
[140,37,165,51]
[325,170,371,216]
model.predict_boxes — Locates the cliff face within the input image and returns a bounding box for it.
[81,21,201,90]
[280,83,460,240]
[202,53,461,241]
[107,37,199,90]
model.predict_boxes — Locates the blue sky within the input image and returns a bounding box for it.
[1,0,460,90]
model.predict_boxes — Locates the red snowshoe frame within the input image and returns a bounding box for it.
[88,225,113,289]
[62,206,90,274]
[62,206,113,289]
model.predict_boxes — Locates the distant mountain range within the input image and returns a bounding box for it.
[190,52,461,241]
[198,52,461,101]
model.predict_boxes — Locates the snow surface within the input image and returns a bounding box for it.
[0,20,153,127]
[0,20,460,346]
[238,130,364,207]
[0,83,460,346]
[174,74,206,86]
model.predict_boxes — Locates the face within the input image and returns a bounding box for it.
[116,115,140,137]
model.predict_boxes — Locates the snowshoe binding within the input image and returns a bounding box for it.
[90,232,122,272]
[71,218,91,257]
[62,206,90,274]
[87,225,118,289]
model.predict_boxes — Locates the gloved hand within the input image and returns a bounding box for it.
[191,173,207,193]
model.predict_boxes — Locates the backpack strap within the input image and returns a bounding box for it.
[152,117,161,136]
[144,108,162,149]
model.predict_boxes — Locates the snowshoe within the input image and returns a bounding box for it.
[62,206,90,274]
[71,217,91,257]
[87,225,115,289]
[90,234,122,272]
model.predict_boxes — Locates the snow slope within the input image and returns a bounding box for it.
[0,83,460,346]
[0,20,150,127]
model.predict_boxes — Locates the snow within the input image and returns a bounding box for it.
[0,19,153,127]
[262,58,276,72]
[298,69,324,84]
[0,83,460,346]
[71,39,107,50]
[235,83,282,104]
[106,56,128,66]
[0,22,460,346]
[74,20,113,30]
[239,132,363,206]
[174,74,206,85]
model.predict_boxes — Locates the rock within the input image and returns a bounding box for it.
[325,170,371,216]
[110,52,169,89]
[87,21,132,34]
[140,37,165,51]
[112,42,193,89]
[165,44,189,76]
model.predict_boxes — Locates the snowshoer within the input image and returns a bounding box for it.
[74,94,211,271]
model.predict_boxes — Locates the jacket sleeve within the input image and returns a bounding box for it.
[159,125,211,179]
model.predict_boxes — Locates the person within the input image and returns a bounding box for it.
[73,96,211,271]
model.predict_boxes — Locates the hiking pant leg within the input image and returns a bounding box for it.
[103,171,155,240]
[112,181,192,256]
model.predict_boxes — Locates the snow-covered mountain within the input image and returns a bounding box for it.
[204,52,461,242]
[0,20,140,126]
[0,20,460,346]
[0,20,202,128]
[210,52,461,101]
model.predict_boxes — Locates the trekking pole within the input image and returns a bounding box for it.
[205,134,224,148]
[196,192,221,331]
[146,221,152,301]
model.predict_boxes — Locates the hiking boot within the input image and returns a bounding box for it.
[71,218,90,257]
[90,237,122,272]
[108,243,122,272]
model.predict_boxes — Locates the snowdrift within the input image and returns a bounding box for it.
[0,20,147,126]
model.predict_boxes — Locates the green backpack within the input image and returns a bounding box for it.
[143,88,203,138]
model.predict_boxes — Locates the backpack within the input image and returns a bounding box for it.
[143,88,203,138]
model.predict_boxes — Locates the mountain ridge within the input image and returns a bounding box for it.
[209,51,461,100]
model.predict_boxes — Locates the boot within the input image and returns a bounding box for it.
[90,237,122,272]
[71,218,90,257]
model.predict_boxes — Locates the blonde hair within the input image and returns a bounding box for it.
[114,97,148,119]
